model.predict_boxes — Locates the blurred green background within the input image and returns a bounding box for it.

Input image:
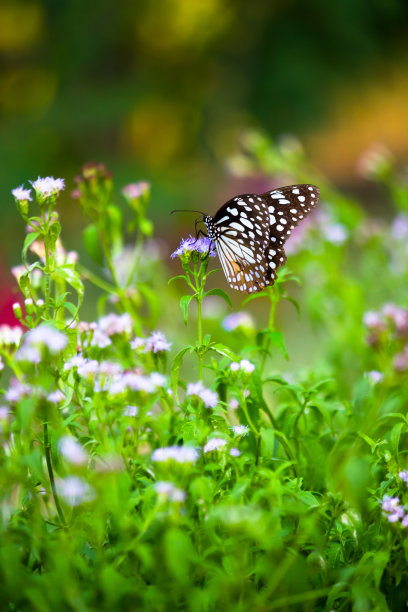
[1,0,408,281]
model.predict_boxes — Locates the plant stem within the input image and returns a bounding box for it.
[43,422,66,528]
[260,289,278,373]
[197,297,203,381]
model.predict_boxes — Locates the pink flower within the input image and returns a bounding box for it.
[145,331,171,353]
[122,181,150,200]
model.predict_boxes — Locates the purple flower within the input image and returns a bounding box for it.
[398,471,408,483]
[382,304,408,335]
[25,325,68,353]
[402,515,408,527]
[186,382,218,408]
[363,311,385,332]
[12,186,32,202]
[57,476,95,506]
[171,235,216,259]
[145,331,171,353]
[391,215,408,241]
[152,445,198,463]
[59,436,88,465]
[222,312,254,332]
[230,447,241,457]
[98,313,133,337]
[394,347,408,372]
[203,438,227,453]
[122,181,149,200]
[31,177,65,200]
[155,481,186,502]
[365,370,384,384]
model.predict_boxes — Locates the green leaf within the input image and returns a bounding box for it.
[241,290,270,307]
[263,329,289,360]
[22,231,41,266]
[106,204,123,255]
[211,343,236,360]
[168,274,188,285]
[283,296,301,320]
[138,282,160,327]
[204,288,232,308]
[180,295,194,326]
[48,220,61,249]
[83,223,104,266]
[171,345,192,400]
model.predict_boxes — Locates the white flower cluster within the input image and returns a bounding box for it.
[0,325,23,347]
[59,436,88,465]
[230,359,255,374]
[186,382,218,408]
[30,176,65,199]
[64,354,166,394]
[152,445,198,463]
[15,325,67,364]
[131,330,172,353]
[154,481,186,502]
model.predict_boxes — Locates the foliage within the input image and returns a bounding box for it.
[2,140,408,611]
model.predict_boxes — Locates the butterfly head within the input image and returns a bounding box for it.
[203,215,219,240]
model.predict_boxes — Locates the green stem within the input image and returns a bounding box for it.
[78,264,117,294]
[260,290,278,373]
[197,297,203,381]
[43,422,66,528]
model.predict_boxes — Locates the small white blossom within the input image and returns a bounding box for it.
[130,337,145,350]
[0,406,9,420]
[230,447,241,457]
[47,390,65,404]
[77,359,99,378]
[155,481,186,502]
[230,398,239,410]
[145,331,171,353]
[89,329,111,349]
[59,436,88,465]
[5,380,31,402]
[57,476,95,506]
[15,345,41,364]
[232,425,249,436]
[203,438,227,453]
[186,382,218,408]
[0,356,3,372]
[152,445,198,463]
[365,370,384,384]
[98,313,133,336]
[12,185,32,202]
[239,359,255,374]
[31,176,65,199]
[63,354,87,371]
[0,325,23,346]
[150,372,166,388]
[25,325,67,353]
[222,312,254,331]
[123,405,138,417]
[230,362,240,372]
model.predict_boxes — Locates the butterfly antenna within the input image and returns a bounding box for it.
[170,209,206,216]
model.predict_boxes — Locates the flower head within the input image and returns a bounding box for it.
[24,325,67,353]
[203,438,227,453]
[144,331,171,353]
[171,235,216,260]
[57,476,95,506]
[223,311,254,332]
[98,313,133,337]
[59,436,88,465]
[12,185,32,202]
[122,181,150,200]
[398,471,408,483]
[0,325,23,347]
[152,445,198,463]
[230,447,241,457]
[232,425,249,436]
[31,177,65,200]
[155,481,186,502]
[187,382,218,408]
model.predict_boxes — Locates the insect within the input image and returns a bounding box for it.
[174,184,319,294]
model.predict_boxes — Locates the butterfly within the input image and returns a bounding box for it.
[173,184,320,293]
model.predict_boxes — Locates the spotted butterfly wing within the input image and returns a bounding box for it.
[204,184,319,293]
[262,184,319,285]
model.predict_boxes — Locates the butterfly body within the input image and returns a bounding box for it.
[203,184,320,293]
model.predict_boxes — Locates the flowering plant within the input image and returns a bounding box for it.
[3,138,408,610]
